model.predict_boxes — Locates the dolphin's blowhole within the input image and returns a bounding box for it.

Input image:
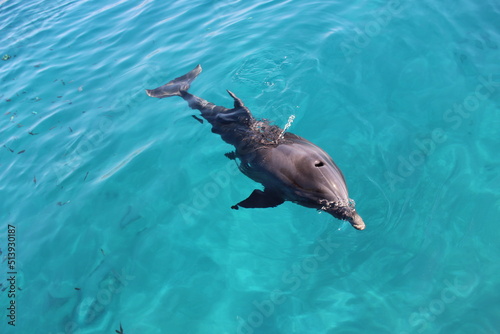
[314,160,324,167]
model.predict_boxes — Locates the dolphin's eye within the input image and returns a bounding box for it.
[314,160,324,167]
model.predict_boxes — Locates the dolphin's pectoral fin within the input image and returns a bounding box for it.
[231,189,284,210]
[224,151,236,160]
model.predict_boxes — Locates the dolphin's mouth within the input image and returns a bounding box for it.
[319,199,365,230]
[348,213,366,230]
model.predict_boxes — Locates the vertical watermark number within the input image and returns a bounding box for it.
[5,224,17,327]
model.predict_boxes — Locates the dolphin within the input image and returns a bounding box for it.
[146,65,365,230]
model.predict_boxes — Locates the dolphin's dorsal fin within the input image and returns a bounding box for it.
[231,189,284,209]
[226,90,245,109]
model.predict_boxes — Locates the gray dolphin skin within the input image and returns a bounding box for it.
[146,65,365,230]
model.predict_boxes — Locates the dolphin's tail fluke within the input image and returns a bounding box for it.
[146,64,202,98]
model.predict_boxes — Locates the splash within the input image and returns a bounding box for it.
[278,114,295,140]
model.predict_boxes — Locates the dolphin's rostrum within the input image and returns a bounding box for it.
[146,65,365,230]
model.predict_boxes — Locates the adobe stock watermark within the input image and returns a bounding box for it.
[52,62,162,184]
[178,158,241,224]
[50,267,136,334]
[400,270,479,334]
[340,0,405,63]
[236,230,340,334]
[385,73,500,190]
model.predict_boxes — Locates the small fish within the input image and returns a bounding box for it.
[3,145,13,152]
[17,150,25,154]
[74,287,81,291]
[192,115,204,124]
[83,171,89,181]
[115,323,124,334]
[69,127,73,132]
[33,176,37,184]
[100,248,105,256]
[57,96,62,98]
[56,201,70,206]
[28,131,39,135]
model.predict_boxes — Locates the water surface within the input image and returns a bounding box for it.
[0,0,499,333]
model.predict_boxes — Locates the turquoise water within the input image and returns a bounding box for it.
[1,0,499,333]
